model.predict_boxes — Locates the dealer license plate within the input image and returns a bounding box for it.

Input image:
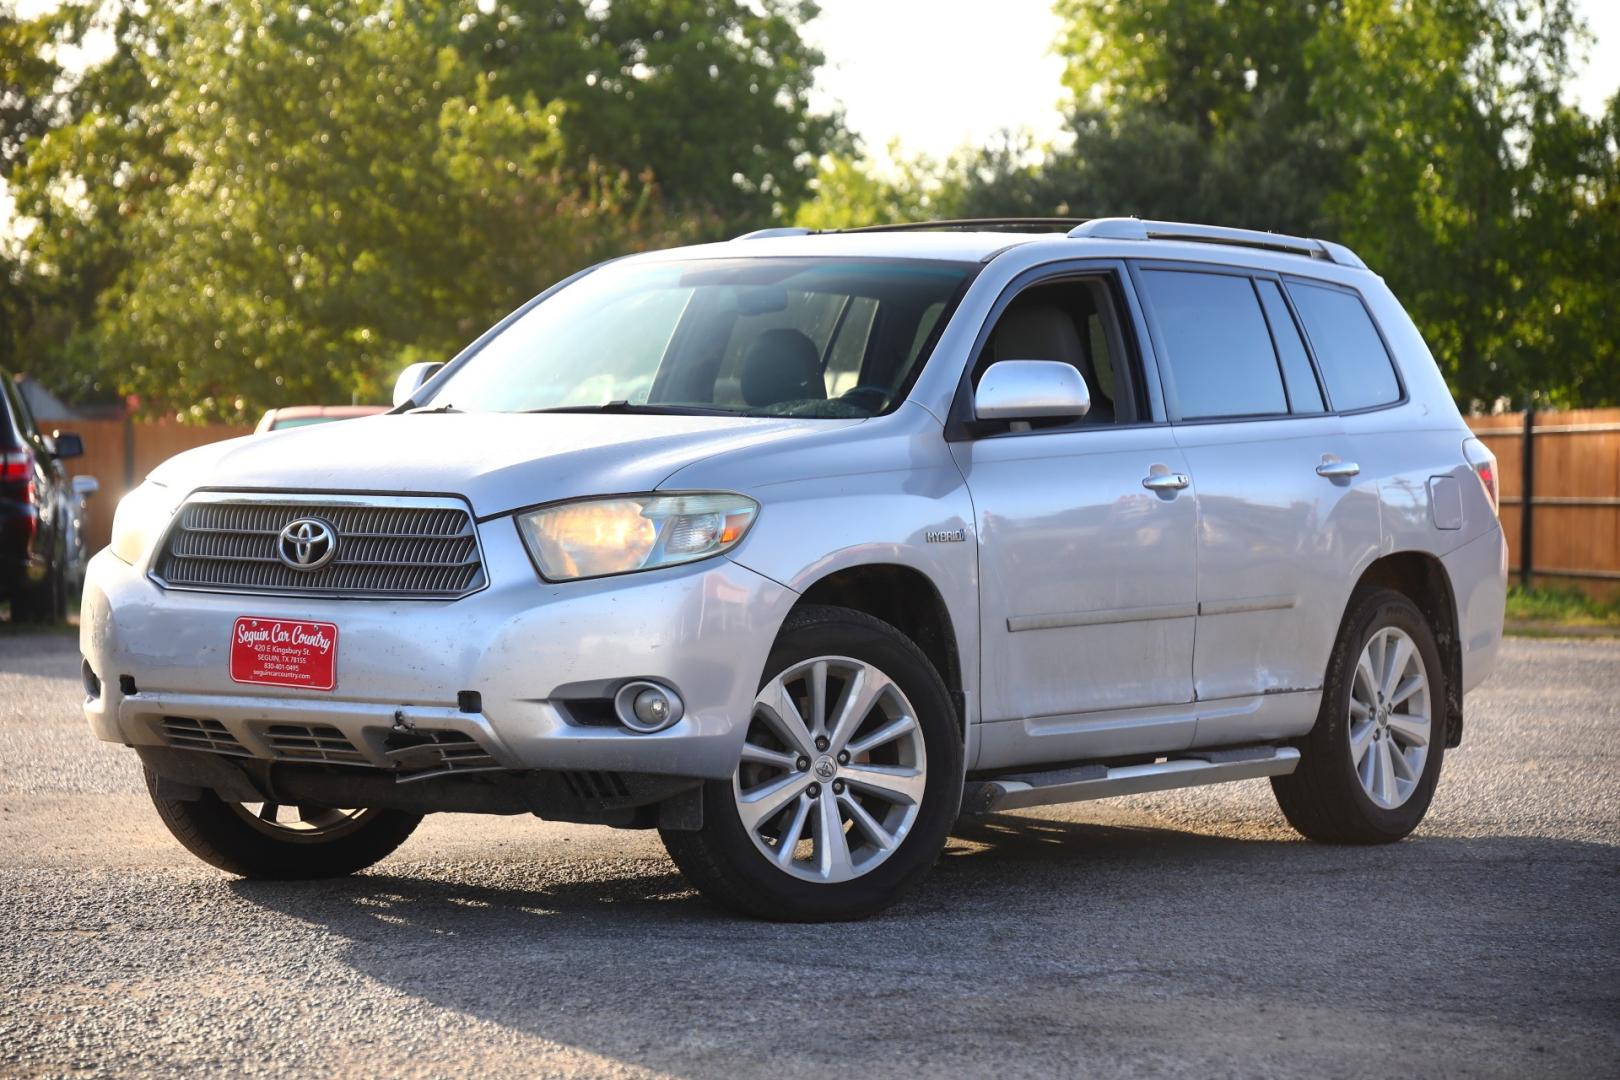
[228,617,338,691]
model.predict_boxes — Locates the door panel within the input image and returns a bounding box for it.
[954,426,1199,725]
[1173,415,1382,706]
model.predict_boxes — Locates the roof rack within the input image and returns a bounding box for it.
[731,218,1086,241]
[837,217,1088,234]
[728,215,1368,269]
[1068,217,1366,269]
[734,227,814,240]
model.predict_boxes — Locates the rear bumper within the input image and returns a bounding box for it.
[1443,524,1508,696]
[80,522,798,787]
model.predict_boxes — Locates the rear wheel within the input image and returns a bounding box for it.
[660,605,962,921]
[145,768,422,878]
[10,561,62,624]
[1273,587,1446,843]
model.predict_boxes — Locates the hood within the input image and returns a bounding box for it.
[147,412,855,516]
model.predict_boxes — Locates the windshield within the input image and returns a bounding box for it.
[425,257,976,418]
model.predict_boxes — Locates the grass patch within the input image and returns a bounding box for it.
[1504,585,1620,630]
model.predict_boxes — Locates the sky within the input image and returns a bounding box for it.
[2,0,1617,232]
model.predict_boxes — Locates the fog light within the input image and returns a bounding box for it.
[81,659,101,700]
[613,681,684,733]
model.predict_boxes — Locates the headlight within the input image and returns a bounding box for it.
[110,481,179,566]
[516,492,759,582]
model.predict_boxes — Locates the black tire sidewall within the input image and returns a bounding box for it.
[1318,590,1447,839]
[146,769,422,880]
[689,607,963,920]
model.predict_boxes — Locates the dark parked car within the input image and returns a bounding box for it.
[1,371,84,622]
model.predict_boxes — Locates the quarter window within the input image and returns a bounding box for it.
[1254,279,1325,413]
[1138,269,1288,420]
[1286,282,1401,411]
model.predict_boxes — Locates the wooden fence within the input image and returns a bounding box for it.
[1468,408,1620,598]
[38,417,254,555]
[34,409,1620,597]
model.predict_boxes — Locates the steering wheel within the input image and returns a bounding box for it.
[837,385,890,413]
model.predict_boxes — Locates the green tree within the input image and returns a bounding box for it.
[1015,0,1343,233]
[1314,0,1615,407]
[945,0,1617,408]
[90,1,692,418]
[5,2,183,400]
[793,145,956,229]
[3,0,838,418]
[469,1,837,229]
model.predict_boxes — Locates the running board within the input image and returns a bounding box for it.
[962,746,1301,815]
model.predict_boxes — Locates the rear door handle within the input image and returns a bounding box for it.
[1316,459,1361,479]
[1142,471,1190,492]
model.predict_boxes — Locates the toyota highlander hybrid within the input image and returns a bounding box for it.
[81,218,1507,920]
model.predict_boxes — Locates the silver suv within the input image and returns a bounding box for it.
[82,218,1507,920]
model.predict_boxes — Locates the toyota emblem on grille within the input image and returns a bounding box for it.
[276,517,338,571]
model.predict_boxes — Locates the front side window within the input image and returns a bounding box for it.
[970,276,1139,427]
[1138,269,1288,421]
[1286,281,1401,411]
[427,258,975,418]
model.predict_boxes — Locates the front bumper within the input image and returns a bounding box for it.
[80,521,798,786]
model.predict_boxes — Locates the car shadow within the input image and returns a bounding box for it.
[227,811,1620,1077]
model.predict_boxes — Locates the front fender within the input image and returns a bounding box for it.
[669,404,981,732]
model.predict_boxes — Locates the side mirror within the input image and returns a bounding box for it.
[72,475,100,499]
[392,362,444,408]
[973,360,1091,422]
[51,430,85,459]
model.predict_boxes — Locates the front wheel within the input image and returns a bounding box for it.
[145,768,422,879]
[661,605,963,921]
[1273,587,1446,843]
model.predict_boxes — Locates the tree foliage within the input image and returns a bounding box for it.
[794,0,1617,409]
[6,0,1616,415]
[1,0,834,420]
[1312,0,1616,406]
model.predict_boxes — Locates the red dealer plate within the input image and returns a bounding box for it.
[229,617,338,691]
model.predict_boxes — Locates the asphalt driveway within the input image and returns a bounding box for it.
[2,632,1616,1078]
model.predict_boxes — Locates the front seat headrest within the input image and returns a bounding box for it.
[740,328,826,407]
[992,304,1086,369]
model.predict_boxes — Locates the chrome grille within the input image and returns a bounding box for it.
[152,494,485,599]
[261,723,368,764]
[161,717,252,757]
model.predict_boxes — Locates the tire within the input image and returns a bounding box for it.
[660,605,964,921]
[144,768,423,879]
[1272,587,1447,844]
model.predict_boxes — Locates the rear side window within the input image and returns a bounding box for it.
[1137,269,1287,420]
[1286,281,1401,411]
[1254,280,1325,413]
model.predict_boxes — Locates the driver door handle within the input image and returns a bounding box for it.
[1316,459,1361,479]
[1142,471,1190,492]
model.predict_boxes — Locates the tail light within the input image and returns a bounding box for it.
[0,448,31,484]
[1,448,35,505]
[1462,437,1498,514]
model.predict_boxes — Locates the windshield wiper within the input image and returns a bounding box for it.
[405,403,462,414]
[523,401,730,416]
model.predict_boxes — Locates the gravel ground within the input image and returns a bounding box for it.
[2,633,1616,1079]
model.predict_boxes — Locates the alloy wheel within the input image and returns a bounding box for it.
[1348,626,1431,810]
[225,801,377,843]
[733,655,927,883]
